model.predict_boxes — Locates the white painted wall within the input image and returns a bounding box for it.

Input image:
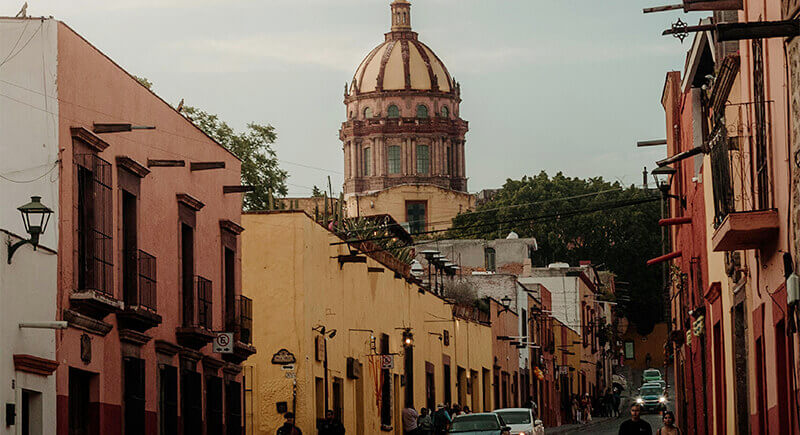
[0,18,59,435]
[519,274,581,335]
[0,236,58,435]
[0,18,60,248]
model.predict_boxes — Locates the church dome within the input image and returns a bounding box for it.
[349,0,453,94]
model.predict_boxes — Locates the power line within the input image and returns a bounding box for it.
[0,20,43,70]
[336,196,660,255]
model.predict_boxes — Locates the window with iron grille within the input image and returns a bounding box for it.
[752,38,771,210]
[240,295,253,345]
[75,153,113,295]
[181,223,195,327]
[709,122,735,226]
[196,276,213,330]
[123,357,146,435]
[137,250,157,310]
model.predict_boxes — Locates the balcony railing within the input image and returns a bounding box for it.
[183,276,213,330]
[81,229,114,296]
[239,295,253,345]
[123,249,157,311]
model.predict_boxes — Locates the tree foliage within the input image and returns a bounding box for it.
[449,171,664,333]
[182,106,288,211]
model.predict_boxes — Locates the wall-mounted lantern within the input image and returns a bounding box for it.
[8,196,53,264]
[498,295,513,316]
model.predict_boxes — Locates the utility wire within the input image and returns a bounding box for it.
[0,21,43,70]
[336,196,660,255]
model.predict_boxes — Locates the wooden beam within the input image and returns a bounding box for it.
[659,217,693,226]
[223,185,256,194]
[147,159,185,167]
[337,255,367,269]
[93,123,156,133]
[637,139,667,147]
[646,251,683,266]
[190,162,226,171]
[643,4,683,13]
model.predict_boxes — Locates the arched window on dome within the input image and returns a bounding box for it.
[364,107,373,119]
[440,106,449,118]
[387,105,400,119]
[416,105,429,119]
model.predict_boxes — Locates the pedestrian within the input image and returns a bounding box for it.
[417,407,434,435]
[572,396,582,424]
[582,394,592,423]
[655,411,680,435]
[277,412,303,435]
[402,405,419,435]
[618,403,652,435]
[462,406,471,414]
[604,389,614,418]
[613,389,621,417]
[432,404,451,435]
[318,410,345,435]
[451,404,464,417]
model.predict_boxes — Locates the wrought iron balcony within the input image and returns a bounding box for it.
[176,275,215,349]
[117,250,162,332]
[222,295,257,364]
[70,230,122,319]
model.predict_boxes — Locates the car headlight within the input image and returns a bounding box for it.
[636,398,644,404]
[659,396,667,403]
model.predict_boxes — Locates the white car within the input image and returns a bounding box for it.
[493,408,535,435]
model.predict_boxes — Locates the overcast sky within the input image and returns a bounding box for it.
[22,0,706,196]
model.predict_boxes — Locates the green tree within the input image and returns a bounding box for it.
[448,171,663,333]
[182,106,288,211]
[133,75,153,90]
[312,185,324,197]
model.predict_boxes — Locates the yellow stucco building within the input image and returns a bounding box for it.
[241,211,493,435]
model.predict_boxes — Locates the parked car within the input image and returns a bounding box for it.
[449,413,512,434]
[636,384,667,413]
[493,408,534,435]
[642,368,663,383]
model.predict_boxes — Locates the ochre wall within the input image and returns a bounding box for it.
[242,212,492,435]
[621,322,669,371]
[345,184,474,232]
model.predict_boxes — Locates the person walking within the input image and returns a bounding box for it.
[604,389,614,418]
[402,405,419,435]
[613,389,622,417]
[618,404,652,435]
[432,404,451,435]
[318,410,345,435]
[277,412,303,435]
[655,411,681,435]
[417,408,434,435]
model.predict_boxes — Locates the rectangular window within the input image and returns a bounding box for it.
[75,154,113,295]
[181,223,195,326]
[181,370,202,435]
[406,201,426,235]
[484,248,496,272]
[21,390,42,435]
[159,365,178,435]
[226,380,243,435]
[624,341,634,359]
[206,376,223,434]
[123,357,146,435]
[121,190,138,306]
[388,145,401,174]
[380,335,391,426]
[446,147,452,175]
[363,147,371,176]
[521,308,528,338]
[416,145,429,174]
[443,362,452,405]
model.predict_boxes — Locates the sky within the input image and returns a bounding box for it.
[20,0,707,196]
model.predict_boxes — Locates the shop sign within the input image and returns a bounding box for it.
[271,349,297,365]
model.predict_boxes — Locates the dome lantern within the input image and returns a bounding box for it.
[390,0,412,32]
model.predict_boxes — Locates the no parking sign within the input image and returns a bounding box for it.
[213,332,234,353]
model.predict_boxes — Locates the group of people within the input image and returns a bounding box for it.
[618,403,681,435]
[402,403,471,435]
[277,410,346,435]
[569,387,622,424]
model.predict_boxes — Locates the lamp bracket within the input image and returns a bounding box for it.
[7,238,34,264]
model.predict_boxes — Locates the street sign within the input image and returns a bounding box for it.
[212,332,233,354]
[281,364,295,371]
[271,349,297,365]
[380,355,394,370]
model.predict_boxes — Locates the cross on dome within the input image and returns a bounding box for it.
[390,0,412,32]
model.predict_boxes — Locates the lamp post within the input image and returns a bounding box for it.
[498,295,513,316]
[8,196,54,264]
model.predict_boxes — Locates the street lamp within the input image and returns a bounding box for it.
[498,295,513,316]
[8,196,54,264]
[651,166,686,208]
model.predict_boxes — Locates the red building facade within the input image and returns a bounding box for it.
[52,22,255,434]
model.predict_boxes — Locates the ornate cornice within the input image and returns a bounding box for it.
[155,340,181,356]
[176,193,205,211]
[345,89,459,104]
[119,329,152,346]
[116,156,151,178]
[70,127,110,152]
[63,309,113,336]
[13,354,59,376]
[219,219,244,235]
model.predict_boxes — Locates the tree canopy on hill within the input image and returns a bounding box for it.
[448,171,664,334]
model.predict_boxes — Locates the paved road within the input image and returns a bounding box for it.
[553,412,663,434]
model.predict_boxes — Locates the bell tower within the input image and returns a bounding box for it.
[390,0,411,32]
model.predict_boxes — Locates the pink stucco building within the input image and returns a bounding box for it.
[2,16,255,435]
